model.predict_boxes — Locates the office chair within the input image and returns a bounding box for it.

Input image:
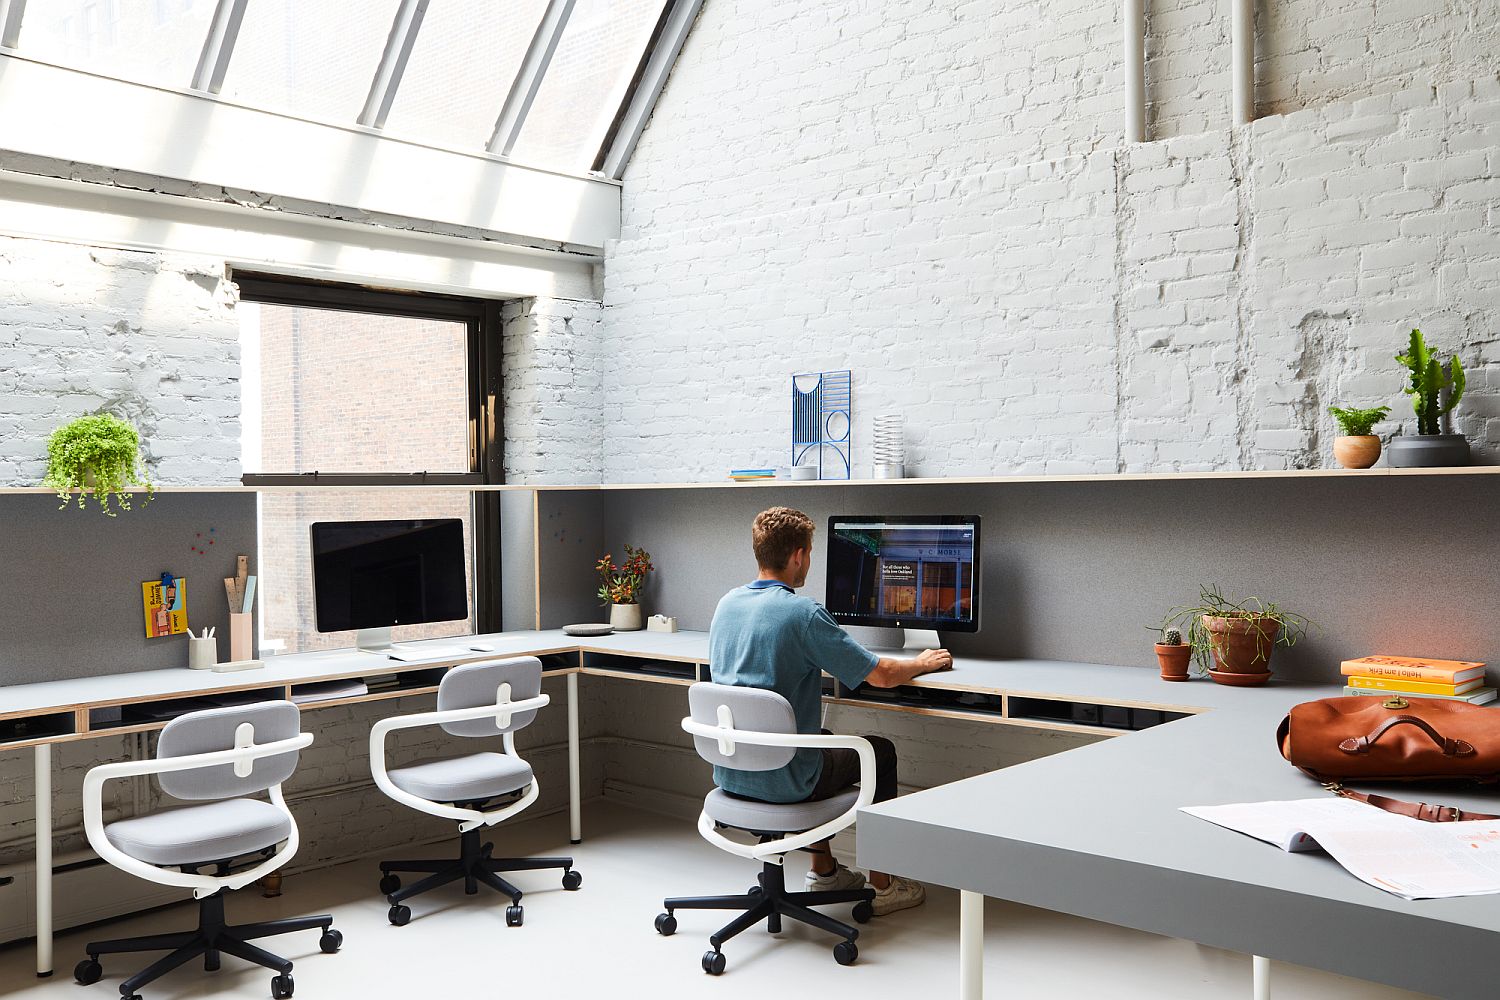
[370,656,581,926]
[655,682,877,975]
[74,701,338,1000]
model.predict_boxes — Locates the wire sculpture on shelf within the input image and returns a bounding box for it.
[791,370,852,481]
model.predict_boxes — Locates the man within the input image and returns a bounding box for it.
[708,506,954,915]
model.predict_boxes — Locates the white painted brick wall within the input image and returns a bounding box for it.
[501,297,604,483]
[0,237,241,485]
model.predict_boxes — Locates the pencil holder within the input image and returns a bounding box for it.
[187,636,218,670]
[229,613,253,662]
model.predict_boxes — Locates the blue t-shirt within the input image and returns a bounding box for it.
[707,580,880,802]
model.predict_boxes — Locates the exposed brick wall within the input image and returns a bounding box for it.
[502,297,604,484]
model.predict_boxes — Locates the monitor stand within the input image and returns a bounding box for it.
[356,627,394,653]
[847,625,944,653]
[901,628,942,651]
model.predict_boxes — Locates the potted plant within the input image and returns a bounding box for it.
[1387,329,1469,467]
[1152,627,1191,682]
[596,544,654,631]
[1162,585,1312,686]
[41,413,154,516]
[1327,405,1389,469]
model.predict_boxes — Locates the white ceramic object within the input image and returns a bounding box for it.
[187,636,218,670]
[790,465,819,481]
[609,603,643,631]
[873,413,905,477]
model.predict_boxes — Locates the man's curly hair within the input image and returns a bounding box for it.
[752,506,815,571]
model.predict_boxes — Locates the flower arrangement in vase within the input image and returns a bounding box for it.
[596,545,654,631]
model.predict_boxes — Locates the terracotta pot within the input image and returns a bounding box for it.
[1154,643,1191,681]
[609,602,643,631]
[1332,435,1381,469]
[1201,614,1280,685]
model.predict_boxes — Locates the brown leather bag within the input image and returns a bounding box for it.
[1278,696,1500,822]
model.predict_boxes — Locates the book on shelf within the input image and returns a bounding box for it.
[1347,675,1483,696]
[1344,685,1497,705]
[1341,655,1486,684]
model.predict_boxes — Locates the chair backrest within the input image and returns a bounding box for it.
[687,682,798,772]
[437,656,543,737]
[157,700,301,801]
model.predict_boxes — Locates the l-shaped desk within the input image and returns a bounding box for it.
[4,629,1496,998]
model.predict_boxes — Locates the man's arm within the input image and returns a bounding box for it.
[866,648,953,688]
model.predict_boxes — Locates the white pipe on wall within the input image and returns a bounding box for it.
[1231,0,1255,125]
[1124,0,1146,142]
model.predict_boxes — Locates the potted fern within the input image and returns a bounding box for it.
[1386,329,1469,467]
[596,544,654,631]
[1161,585,1312,686]
[41,414,154,516]
[1327,405,1389,469]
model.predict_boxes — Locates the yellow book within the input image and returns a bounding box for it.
[142,578,189,638]
[1347,674,1482,696]
[1341,655,1486,684]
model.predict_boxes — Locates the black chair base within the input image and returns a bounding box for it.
[379,826,580,926]
[656,860,875,974]
[75,888,338,1000]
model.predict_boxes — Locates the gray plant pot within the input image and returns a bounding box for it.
[1385,434,1470,468]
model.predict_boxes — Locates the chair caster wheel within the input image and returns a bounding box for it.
[562,869,583,891]
[319,928,343,953]
[506,904,524,927]
[747,885,763,897]
[73,958,102,985]
[378,874,400,896]
[388,904,411,926]
[852,900,873,924]
[654,912,677,936]
[834,940,859,966]
[702,950,726,975]
[271,973,295,999]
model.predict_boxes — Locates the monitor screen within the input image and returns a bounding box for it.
[310,519,468,633]
[825,515,980,631]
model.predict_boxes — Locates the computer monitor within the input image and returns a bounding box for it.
[825,515,980,632]
[310,518,468,651]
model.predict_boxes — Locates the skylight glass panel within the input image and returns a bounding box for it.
[218,0,401,123]
[507,0,665,174]
[19,0,217,89]
[382,0,548,150]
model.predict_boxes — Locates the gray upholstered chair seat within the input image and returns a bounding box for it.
[104,798,292,867]
[388,752,533,803]
[703,786,861,834]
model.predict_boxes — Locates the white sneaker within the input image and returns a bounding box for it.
[872,876,926,915]
[804,863,867,892]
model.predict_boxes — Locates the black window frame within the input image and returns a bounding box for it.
[235,273,504,634]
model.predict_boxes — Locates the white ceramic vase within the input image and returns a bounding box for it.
[610,603,643,631]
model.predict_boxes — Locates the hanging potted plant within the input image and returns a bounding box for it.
[1162,585,1312,686]
[1327,405,1389,469]
[1386,328,1469,467]
[41,413,154,516]
[596,544,654,631]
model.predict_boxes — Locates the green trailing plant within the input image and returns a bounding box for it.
[1160,584,1313,674]
[41,413,153,516]
[1396,329,1465,435]
[1327,405,1390,437]
[596,544,654,605]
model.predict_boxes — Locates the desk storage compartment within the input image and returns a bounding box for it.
[95,687,286,729]
[1009,697,1189,732]
[582,652,696,682]
[536,653,577,672]
[0,712,75,745]
[362,666,449,697]
[839,683,1005,718]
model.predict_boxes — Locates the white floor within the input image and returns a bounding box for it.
[0,803,1430,1000]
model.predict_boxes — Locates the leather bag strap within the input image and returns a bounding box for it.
[1327,783,1500,823]
[1337,714,1477,758]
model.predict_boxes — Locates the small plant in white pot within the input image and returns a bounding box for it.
[41,413,154,516]
[596,545,654,631]
[1327,405,1389,469]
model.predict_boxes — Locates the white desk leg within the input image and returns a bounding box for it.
[567,671,581,844]
[960,890,983,999]
[35,743,53,978]
[1253,955,1270,1000]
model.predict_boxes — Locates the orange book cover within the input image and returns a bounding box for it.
[1347,675,1484,696]
[1340,655,1486,684]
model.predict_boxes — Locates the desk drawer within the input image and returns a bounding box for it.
[0,712,75,746]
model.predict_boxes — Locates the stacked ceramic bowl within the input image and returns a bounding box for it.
[873,414,905,478]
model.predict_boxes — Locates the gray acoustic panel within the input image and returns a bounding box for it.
[0,492,259,685]
[499,490,538,631]
[536,489,607,629]
[599,478,1500,684]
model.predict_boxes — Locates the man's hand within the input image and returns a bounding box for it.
[915,648,954,673]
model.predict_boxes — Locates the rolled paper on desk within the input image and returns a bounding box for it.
[229,612,252,663]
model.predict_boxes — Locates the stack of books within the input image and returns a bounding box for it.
[1341,655,1496,705]
[728,468,776,482]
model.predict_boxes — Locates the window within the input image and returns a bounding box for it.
[237,277,502,654]
[21,0,216,88]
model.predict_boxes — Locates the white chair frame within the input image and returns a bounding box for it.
[81,732,314,900]
[369,692,550,833]
[681,714,875,864]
